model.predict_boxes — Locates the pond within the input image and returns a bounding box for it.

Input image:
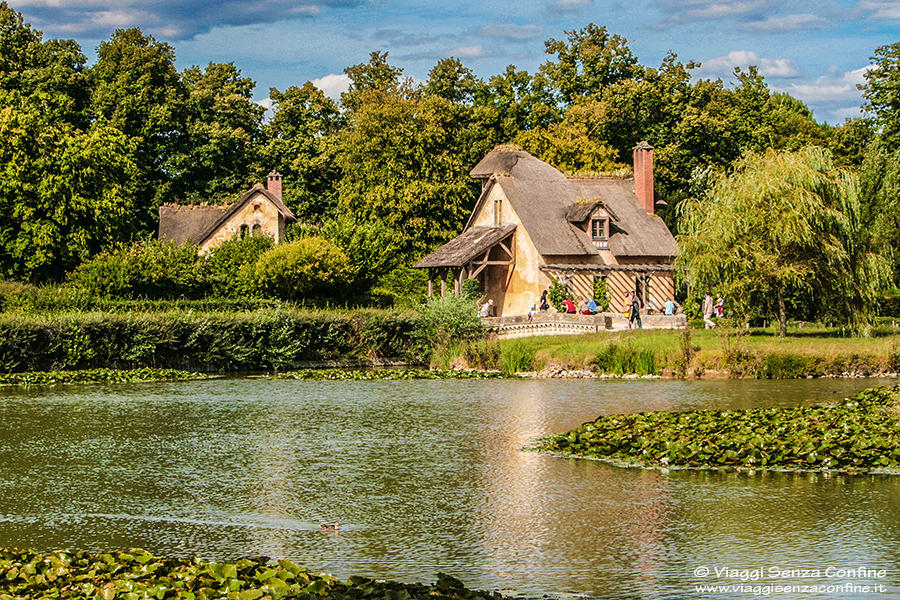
[1,377,899,599]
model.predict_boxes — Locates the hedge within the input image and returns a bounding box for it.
[0,309,422,373]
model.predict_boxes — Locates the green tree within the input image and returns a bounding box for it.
[860,42,900,144]
[540,23,641,105]
[424,57,481,105]
[0,2,90,126]
[678,147,888,336]
[0,94,136,281]
[340,51,408,113]
[261,82,343,222]
[336,93,486,261]
[89,28,187,228]
[476,65,559,141]
[172,62,265,202]
[859,140,900,283]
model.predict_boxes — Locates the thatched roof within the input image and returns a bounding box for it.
[158,184,296,246]
[414,224,516,268]
[158,204,230,245]
[464,148,675,258]
[415,147,675,271]
[568,178,676,257]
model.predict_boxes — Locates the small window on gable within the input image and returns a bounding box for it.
[591,217,608,240]
[493,198,502,227]
[240,224,249,239]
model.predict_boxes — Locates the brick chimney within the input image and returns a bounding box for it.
[266,170,283,201]
[633,141,655,214]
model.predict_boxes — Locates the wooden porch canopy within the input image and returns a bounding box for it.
[414,224,516,296]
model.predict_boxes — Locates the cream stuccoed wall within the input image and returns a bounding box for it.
[199,192,284,255]
[469,182,547,317]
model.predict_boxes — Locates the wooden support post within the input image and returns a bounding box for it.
[440,268,447,296]
[427,269,434,297]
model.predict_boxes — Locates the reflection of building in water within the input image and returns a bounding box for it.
[244,424,305,557]
[472,382,675,598]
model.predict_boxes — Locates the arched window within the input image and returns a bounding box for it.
[252,223,261,236]
[240,224,249,239]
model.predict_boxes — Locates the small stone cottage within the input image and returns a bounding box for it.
[158,172,295,254]
[414,143,677,317]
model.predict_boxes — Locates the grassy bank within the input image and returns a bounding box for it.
[532,386,900,473]
[0,548,501,600]
[476,324,900,378]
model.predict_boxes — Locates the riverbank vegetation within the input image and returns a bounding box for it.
[533,386,900,472]
[456,325,900,378]
[0,368,204,386]
[271,368,504,380]
[0,548,501,600]
[0,309,420,373]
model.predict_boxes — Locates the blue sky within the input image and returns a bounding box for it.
[8,0,900,124]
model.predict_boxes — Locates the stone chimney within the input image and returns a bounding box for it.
[266,170,283,201]
[633,141,655,214]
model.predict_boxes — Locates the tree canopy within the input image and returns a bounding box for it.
[677,147,889,336]
[0,1,895,312]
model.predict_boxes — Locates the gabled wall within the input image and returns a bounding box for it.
[468,181,549,317]
[199,191,285,255]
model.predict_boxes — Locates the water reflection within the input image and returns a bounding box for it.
[0,377,898,599]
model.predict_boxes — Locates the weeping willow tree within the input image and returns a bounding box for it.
[677,146,889,337]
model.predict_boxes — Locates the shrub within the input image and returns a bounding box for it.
[548,279,573,312]
[249,237,350,301]
[205,234,274,297]
[592,278,611,311]
[67,240,209,300]
[461,278,481,303]
[414,294,484,352]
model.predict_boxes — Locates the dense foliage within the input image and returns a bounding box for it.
[535,386,900,472]
[0,548,504,600]
[0,309,421,372]
[677,147,890,336]
[1,2,899,327]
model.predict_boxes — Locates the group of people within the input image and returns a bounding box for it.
[702,291,725,329]
[480,288,693,327]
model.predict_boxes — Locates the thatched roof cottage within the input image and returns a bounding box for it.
[414,143,677,317]
[158,172,296,254]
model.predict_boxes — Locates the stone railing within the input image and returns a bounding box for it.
[482,312,687,339]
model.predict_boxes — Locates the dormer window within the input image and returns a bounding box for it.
[591,218,608,241]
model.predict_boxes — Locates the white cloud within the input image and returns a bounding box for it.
[698,50,800,78]
[312,73,351,100]
[448,45,492,59]
[858,0,900,20]
[476,24,543,40]
[255,97,274,111]
[743,13,830,32]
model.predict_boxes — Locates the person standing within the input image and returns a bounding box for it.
[716,295,724,318]
[623,292,632,330]
[630,291,643,329]
[703,291,716,329]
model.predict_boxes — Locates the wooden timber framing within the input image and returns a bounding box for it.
[424,230,515,297]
